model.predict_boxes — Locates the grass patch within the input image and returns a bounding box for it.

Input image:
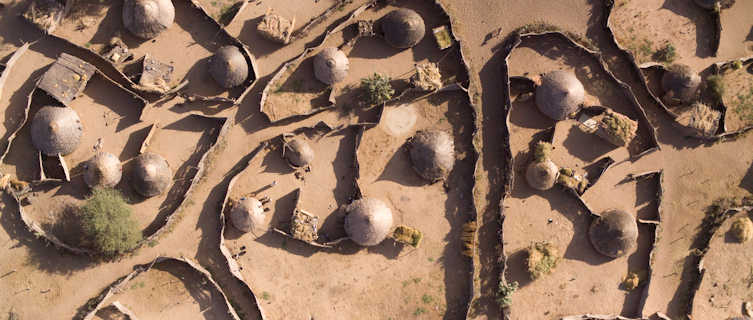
[526,241,559,280]
[733,87,753,121]
[413,307,426,316]
[705,74,725,105]
[421,294,434,304]
[496,281,518,308]
[392,225,423,247]
[79,188,141,258]
[261,291,271,300]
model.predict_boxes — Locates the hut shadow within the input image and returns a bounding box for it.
[85,73,143,132]
[509,96,553,130]
[233,73,272,134]
[3,92,58,181]
[550,195,611,266]
[86,0,123,48]
[259,144,294,175]
[0,2,45,48]
[562,125,615,163]
[118,125,152,160]
[179,56,228,99]
[375,144,428,187]
[747,26,753,42]
[504,249,533,288]
[660,0,715,58]
[318,128,358,240]
[0,67,46,149]
[621,222,656,316]
[254,189,317,257]
[238,15,285,59]
[155,260,228,319]
[348,36,402,60]
[635,178,659,221]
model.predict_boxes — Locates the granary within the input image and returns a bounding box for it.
[37,53,96,106]
[209,46,249,89]
[535,70,585,121]
[380,9,426,49]
[30,105,83,156]
[122,0,175,39]
[661,64,701,106]
[256,8,295,44]
[408,130,455,182]
[83,151,123,188]
[579,109,638,147]
[313,48,349,85]
[283,137,314,169]
[344,198,394,247]
[138,53,174,93]
[132,152,172,197]
[675,102,720,137]
[588,209,638,258]
[230,197,267,235]
[526,159,559,191]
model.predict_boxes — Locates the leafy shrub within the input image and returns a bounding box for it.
[79,188,141,257]
[705,74,725,105]
[360,73,394,106]
[732,60,743,70]
[496,281,519,308]
[654,43,677,63]
[526,241,559,280]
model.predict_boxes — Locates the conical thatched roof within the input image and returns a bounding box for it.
[408,130,454,182]
[694,0,720,9]
[381,9,425,49]
[84,152,123,188]
[661,64,701,105]
[535,70,585,121]
[588,209,638,258]
[209,46,249,89]
[132,152,171,197]
[122,0,174,39]
[31,105,83,156]
[230,197,266,234]
[345,198,393,246]
[284,138,314,168]
[313,47,349,85]
[525,158,558,191]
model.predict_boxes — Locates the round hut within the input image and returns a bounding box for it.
[525,159,559,191]
[408,130,455,182]
[283,138,314,168]
[313,47,349,85]
[131,152,172,197]
[381,9,426,49]
[535,70,585,121]
[588,209,638,258]
[229,197,266,234]
[344,198,393,246]
[661,64,701,105]
[209,46,249,89]
[694,0,720,9]
[84,152,123,188]
[122,0,175,39]
[31,105,83,156]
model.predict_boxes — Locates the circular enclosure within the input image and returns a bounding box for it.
[230,197,266,234]
[381,9,426,49]
[314,47,349,85]
[30,105,83,156]
[588,209,638,258]
[345,198,393,246]
[209,46,249,89]
[661,64,701,105]
[122,0,175,39]
[408,130,455,182]
[525,159,559,191]
[131,152,172,198]
[284,138,315,168]
[535,70,585,121]
[84,152,123,188]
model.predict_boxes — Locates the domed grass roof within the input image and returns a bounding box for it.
[408,130,454,182]
[345,198,393,246]
[122,0,175,39]
[525,158,558,191]
[314,47,349,85]
[230,197,266,234]
[661,64,701,105]
[31,105,83,156]
[588,209,638,258]
[84,152,123,188]
[131,152,171,197]
[535,70,585,121]
[381,9,426,49]
[209,45,249,89]
[283,138,314,168]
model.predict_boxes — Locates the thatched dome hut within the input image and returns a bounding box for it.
[345,198,393,246]
[132,152,171,197]
[661,64,701,105]
[283,138,314,168]
[408,130,455,182]
[84,152,122,188]
[525,158,559,191]
[229,197,266,234]
[694,0,720,9]
[31,105,83,156]
[381,9,425,49]
[588,209,638,258]
[313,47,349,85]
[535,70,585,121]
[209,46,249,89]
[122,0,175,39]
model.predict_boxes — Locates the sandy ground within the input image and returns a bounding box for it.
[719,63,753,132]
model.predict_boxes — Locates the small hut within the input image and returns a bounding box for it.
[283,138,314,169]
[344,198,393,247]
[535,70,585,121]
[131,152,171,197]
[380,9,426,49]
[588,209,638,258]
[229,197,266,235]
[313,48,349,85]
[407,130,455,182]
[661,64,701,106]
[122,0,175,39]
[526,159,559,191]
[84,152,123,188]
[675,102,720,137]
[209,46,249,89]
[31,105,83,156]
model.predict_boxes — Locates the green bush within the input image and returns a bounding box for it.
[496,281,519,308]
[360,73,394,106]
[654,43,677,63]
[79,188,141,257]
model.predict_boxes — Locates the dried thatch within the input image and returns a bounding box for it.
[526,159,558,191]
[283,138,314,168]
[661,64,701,106]
[122,0,175,39]
[730,216,753,243]
[588,209,638,258]
[596,111,638,147]
[408,130,454,182]
[84,151,123,188]
[535,70,585,121]
[209,46,249,89]
[132,152,171,198]
[30,105,83,156]
[256,9,295,44]
[675,102,720,137]
[313,47,349,85]
[410,62,442,91]
[22,0,65,33]
[381,9,425,49]
[229,197,266,234]
[345,198,393,246]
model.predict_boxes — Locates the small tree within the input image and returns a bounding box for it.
[79,188,141,258]
[360,73,394,106]
[496,280,519,308]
